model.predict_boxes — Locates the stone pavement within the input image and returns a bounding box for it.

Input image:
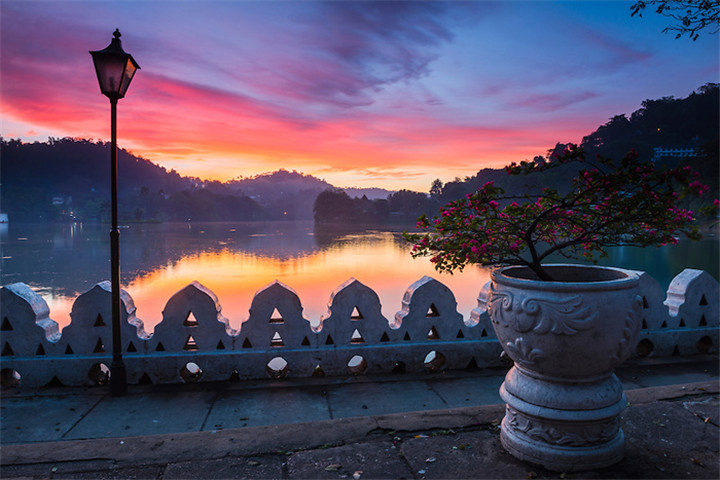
[0,356,718,479]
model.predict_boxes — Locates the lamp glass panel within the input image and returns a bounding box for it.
[118,59,137,97]
[92,54,128,97]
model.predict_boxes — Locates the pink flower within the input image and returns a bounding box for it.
[689,181,709,195]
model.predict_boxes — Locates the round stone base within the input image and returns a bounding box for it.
[498,366,628,472]
[500,415,625,472]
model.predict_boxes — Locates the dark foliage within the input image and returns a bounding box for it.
[433,84,719,209]
[313,84,718,225]
[228,169,334,220]
[0,137,261,222]
[631,1,719,40]
[313,188,433,224]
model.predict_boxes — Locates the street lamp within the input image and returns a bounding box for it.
[90,29,140,396]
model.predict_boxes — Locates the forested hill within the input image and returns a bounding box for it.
[0,139,350,222]
[313,84,719,223]
[432,83,719,205]
[0,136,394,223]
[3,84,717,223]
[580,83,718,161]
[224,170,334,222]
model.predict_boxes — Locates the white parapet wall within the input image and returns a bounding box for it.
[0,269,717,387]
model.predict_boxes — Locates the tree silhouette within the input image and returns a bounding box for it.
[631,1,720,40]
[430,179,443,197]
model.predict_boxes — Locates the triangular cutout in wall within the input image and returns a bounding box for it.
[184,335,199,351]
[183,311,199,327]
[269,308,284,324]
[94,314,106,327]
[93,338,106,353]
[271,331,284,347]
[351,329,365,344]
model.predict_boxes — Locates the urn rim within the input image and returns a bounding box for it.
[491,264,639,292]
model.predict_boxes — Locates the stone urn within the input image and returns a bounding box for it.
[488,264,643,472]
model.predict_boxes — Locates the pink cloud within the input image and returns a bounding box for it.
[510,91,601,112]
[579,27,653,68]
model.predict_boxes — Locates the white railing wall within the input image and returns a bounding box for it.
[1,269,717,387]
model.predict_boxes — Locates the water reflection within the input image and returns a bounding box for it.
[1,222,491,331]
[1,221,717,333]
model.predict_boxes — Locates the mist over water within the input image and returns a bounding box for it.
[1,221,717,332]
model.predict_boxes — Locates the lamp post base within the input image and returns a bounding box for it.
[110,360,128,396]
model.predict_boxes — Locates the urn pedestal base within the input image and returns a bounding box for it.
[499,365,627,472]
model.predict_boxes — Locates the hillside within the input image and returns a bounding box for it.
[0,138,264,222]
[314,84,719,223]
[0,139,393,222]
[2,84,717,224]
[437,83,719,204]
[225,170,333,220]
[343,187,393,200]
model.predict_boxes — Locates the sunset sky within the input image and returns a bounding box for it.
[1,1,717,191]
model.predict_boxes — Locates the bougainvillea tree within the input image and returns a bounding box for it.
[405,144,718,281]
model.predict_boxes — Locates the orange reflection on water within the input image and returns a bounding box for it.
[49,232,490,333]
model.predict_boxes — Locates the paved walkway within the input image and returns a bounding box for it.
[1,356,718,479]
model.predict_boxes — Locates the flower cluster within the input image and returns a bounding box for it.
[405,145,718,281]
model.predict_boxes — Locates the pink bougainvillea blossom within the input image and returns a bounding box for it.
[404,145,718,281]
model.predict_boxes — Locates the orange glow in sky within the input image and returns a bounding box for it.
[1,1,717,191]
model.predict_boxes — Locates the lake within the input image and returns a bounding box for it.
[1,221,717,332]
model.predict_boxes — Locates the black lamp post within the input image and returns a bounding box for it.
[90,29,140,396]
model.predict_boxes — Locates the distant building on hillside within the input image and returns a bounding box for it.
[52,195,72,206]
[652,146,699,162]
